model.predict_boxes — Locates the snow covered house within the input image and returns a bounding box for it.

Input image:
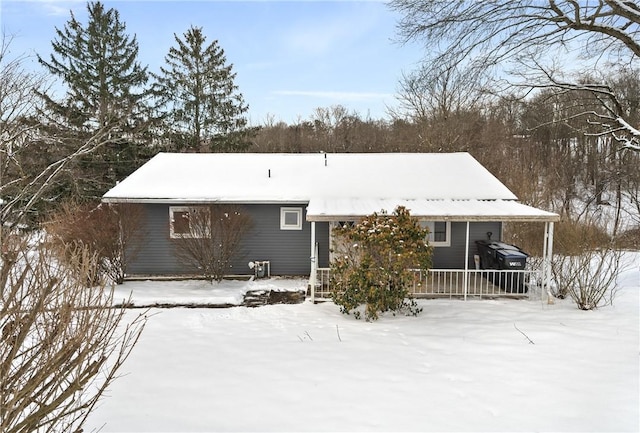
[102,152,560,300]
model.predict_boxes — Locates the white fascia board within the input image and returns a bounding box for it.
[305,198,560,222]
[101,197,309,205]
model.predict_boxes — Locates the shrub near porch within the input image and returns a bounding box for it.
[330,206,433,320]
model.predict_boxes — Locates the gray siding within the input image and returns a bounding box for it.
[128,204,329,276]
[235,204,329,275]
[432,222,502,269]
[127,205,501,276]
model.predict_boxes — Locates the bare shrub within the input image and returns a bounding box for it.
[506,218,612,264]
[503,221,545,257]
[0,234,146,433]
[172,205,253,282]
[553,219,611,255]
[46,200,145,284]
[551,248,623,310]
[614,226,640,250]
[544,218,612,300]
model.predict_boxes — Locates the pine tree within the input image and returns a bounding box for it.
[152,26,255,152]
[37,1,153,201]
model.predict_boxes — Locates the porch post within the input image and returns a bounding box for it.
[545,221,555,302]
[310,221,316,303]
[542,222,549,301]
[464,221,470,301]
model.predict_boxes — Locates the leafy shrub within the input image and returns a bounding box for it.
[329,206,432,321]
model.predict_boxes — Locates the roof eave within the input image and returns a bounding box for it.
[306,214,560,223]
[101,197,310,205]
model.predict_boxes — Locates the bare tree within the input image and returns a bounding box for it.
[524,69,640,152]
[46,201,146,284]
[0,35,129,228]
[172,205,253,282]
[310,105,363,152]
[391,1,639,70]
[0,34,48,169]
[1,35,147,432]
[623,167,640,228]
[0,34,50,224]
[392,60,490,121]
[0,235,146,433]
[389,0,640,151]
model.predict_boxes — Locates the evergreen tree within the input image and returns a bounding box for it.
[152,26,255,152]
[37,1,154,201]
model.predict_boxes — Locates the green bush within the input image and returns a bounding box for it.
[330,206,433,321]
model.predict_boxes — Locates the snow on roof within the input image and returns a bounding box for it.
[102,152,559,221]
[103,152,516,202]
[306,198,560,222]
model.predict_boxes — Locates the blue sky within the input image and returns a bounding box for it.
[1,0,424,125]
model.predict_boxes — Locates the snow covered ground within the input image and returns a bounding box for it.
[111,276,308,307]
[86,253,640,432]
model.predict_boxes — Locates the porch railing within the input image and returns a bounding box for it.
[312,268,540,300]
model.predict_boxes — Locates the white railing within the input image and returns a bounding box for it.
[314,268,332,299]
[312,268,539,300]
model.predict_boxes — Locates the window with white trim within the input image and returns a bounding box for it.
[169,206,210,238]
[329,221,356,262]
[420,221,451,247]
[280,207,303,230]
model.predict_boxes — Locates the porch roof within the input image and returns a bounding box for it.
[305,198,560,222]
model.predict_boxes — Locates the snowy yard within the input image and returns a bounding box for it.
[86,253,640,432]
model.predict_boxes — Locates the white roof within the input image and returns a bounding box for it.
[306,198,559,222]
[102,152,559,222]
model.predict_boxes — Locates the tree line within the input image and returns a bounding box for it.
[253,91,639,245]
[1,1,253,227]
[1,0,639,245]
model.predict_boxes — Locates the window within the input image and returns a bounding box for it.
[169,206,210,238]
[280,207,303,230]
[420,221,451,247]
[329,221,356,262]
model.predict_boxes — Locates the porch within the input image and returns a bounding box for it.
[306,199,560,303]
[311,267,541,301]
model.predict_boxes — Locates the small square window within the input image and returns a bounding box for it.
[172,210,191,236]
[280,207,302,230]
[170,206,210,238]
[433,221,448,242]
[420,221,451,247]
